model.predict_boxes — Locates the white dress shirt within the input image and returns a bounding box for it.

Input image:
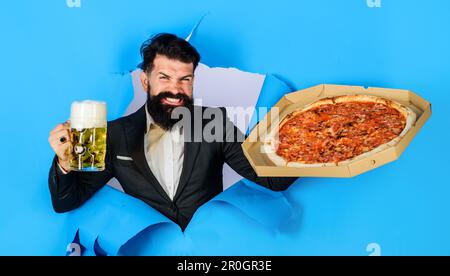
[144,104,184,200]
[58,105,185,201]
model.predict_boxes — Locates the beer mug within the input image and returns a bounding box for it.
[69,100,107,172]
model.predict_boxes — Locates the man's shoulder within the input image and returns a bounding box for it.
[106,115,128,130]
[195,105,227,117]
[107,105,146,129]
[107,115,128,127]
[105,110,140,139]
[194,105,228,124]
[195,105,224,112]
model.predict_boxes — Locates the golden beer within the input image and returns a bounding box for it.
[69,127,107,171]
[69,101,107,172]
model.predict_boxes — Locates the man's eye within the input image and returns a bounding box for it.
[159,76,168,80]
[181,78,191,82]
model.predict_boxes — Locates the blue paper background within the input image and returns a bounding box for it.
[0,0,449,255]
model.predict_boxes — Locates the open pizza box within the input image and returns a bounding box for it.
[242,84,432,177]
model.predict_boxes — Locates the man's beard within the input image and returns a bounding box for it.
[146,90,194,131]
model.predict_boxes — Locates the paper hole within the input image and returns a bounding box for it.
[371,160,376,166]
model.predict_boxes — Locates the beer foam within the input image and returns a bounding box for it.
[70,100,107,129]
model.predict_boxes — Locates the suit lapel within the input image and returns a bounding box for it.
[173,106,202,202]
[125,105,172,203]
[173,139,201,202]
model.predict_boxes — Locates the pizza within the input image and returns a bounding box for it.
[263,95,416,167]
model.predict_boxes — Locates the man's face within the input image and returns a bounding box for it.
[140,54,195,130]
[141,54,194,106]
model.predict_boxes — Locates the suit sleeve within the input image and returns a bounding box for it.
[220,108,298,191]
[48,128,114,213]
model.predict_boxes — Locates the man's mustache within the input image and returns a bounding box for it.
[155,91,191,101]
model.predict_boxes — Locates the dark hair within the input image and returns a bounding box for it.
[139,33,201,72]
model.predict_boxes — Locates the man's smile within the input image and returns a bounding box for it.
[161,96,184,106]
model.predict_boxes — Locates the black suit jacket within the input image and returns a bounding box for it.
[48,105,297,230]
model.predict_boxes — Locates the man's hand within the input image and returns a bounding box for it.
[48,121,72,173]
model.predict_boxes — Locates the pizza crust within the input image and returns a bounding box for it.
[262,95,417,168]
